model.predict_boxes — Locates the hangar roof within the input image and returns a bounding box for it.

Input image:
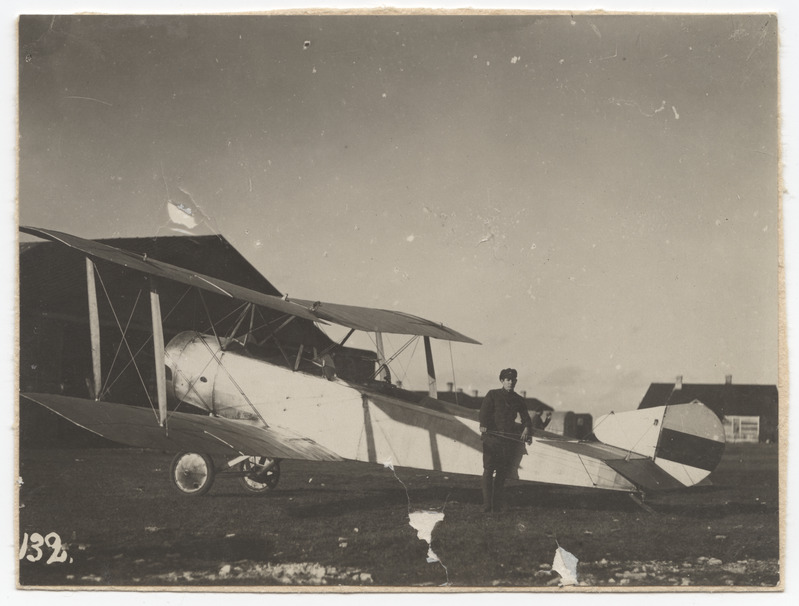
[19,233,327,346]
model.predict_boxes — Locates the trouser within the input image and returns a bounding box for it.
[481,436,513,511]
[482,468,508,512]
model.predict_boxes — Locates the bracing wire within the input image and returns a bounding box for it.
[624,424,658,460]
[380,333,412,385]
[400,337,421,387]
[206,300,249,336]
[99,283,192,397]
[575,454,597,487]
[581,410,615,442]
[197,289,220,347]
[254,307,297,347]
[94,272,158,422]
[223,302,252,344]
[99,289,142,398]
[164,347,217,421]
[367,335,419,381]
[196,336,269,428]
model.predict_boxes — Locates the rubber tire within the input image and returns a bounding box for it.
[238,457,280,494]
[170,452,215,496]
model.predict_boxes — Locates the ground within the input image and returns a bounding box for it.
[17,442,780,589]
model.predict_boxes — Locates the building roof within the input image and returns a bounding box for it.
[638,382,778,419]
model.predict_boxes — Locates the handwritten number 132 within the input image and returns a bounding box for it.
[19,532,71,564]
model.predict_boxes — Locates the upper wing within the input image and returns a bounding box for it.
[21,392,343,461]
[290,299,481,344]
[21,226,479,343]
[20,226,319,322]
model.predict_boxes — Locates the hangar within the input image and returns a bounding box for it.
[637,376,778,443]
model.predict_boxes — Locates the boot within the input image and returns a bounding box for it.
[493,473,506,512]
[481,471,494,512]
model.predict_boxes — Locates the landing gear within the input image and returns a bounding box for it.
[629,490,656,514]
[168,452,282,496]
[238,456,281,494]
[170,452,216,496]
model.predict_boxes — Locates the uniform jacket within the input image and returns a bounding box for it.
[479,388,534,437]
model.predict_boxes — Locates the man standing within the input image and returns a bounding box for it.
[479,368,534,513]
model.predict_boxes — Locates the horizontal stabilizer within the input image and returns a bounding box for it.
[21,392,344,461]
[593,401,725,488]
[534,436,638,461]
[604,458,687,492]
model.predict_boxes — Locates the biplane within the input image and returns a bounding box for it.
[19,226,726,499]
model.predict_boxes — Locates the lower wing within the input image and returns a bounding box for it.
[21,392,343,461]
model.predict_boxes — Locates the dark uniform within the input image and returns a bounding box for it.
[479,373,533,512]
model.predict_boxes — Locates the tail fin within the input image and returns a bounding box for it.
[593,400,725,488]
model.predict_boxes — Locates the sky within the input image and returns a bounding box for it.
[16,11,780,419]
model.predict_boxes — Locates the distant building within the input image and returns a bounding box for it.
[637,375,778,443]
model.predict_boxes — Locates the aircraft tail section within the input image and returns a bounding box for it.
[593,401,725,489]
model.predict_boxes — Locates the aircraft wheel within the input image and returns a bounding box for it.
[170,452,215,496]
[238,456,280,493]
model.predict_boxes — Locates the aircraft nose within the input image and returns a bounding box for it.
[164,331,219,412]
[164,331,201,402]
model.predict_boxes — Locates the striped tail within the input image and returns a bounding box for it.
[592,400,726,488]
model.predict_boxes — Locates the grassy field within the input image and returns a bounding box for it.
[17,442,780,589]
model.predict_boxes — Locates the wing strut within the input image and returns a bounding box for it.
[225,302,253,348]
[375,332,388,382]
[424,336,437,398]
[85,259,102,400]
[244,304,255,347]
[149,281,168,428]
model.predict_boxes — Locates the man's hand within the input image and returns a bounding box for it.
[521,427,532,445]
